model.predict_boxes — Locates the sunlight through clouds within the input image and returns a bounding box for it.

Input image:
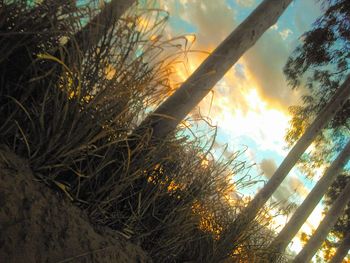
[197,65,291,157]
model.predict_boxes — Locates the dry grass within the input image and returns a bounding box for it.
[0,1,283,262]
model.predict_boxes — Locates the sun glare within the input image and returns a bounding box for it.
[208,83,290,155]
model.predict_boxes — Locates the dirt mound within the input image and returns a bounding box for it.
[0,146,151,263]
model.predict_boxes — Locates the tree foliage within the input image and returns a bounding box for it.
[284,0,350,135]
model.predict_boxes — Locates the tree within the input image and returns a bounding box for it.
[329,232,350,263]
[292,180,350,263]
[61,0,136,62]
[323,174,350,237]
[320,173,350,262]
[133,0,293,142]
[267,140,350,259]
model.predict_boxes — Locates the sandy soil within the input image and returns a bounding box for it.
[0,145,151,263]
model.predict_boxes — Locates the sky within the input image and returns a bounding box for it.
[152,0,332,259]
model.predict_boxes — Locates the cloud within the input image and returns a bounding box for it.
[257,160,318,237]
[258,159,293,202]
[259,159,312,205]
[260,158,277,179]
[199,83,291,155]
[289,176,310,199]
[178,0,237,49]
[236,0,255,8]
[243,29,303,109]
[227,1,320,111]
[279,28,293,40]
[159,0,236,46]
[270,24,278,31]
